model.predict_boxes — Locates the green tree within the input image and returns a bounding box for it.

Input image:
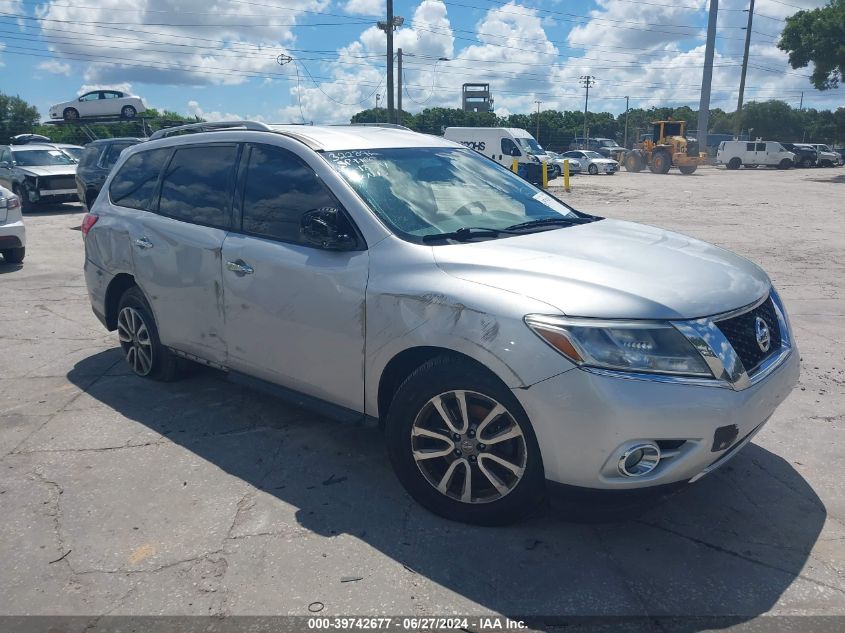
[779,0,845,89]
[0,92,40,142]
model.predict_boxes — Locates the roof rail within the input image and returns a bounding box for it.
[149,120,272,141]
[345,123,413,131]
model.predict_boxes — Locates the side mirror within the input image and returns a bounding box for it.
[0,161,9,169]
[510,147,521,157]
[301,207,356,250]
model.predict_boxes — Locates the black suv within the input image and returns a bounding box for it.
[781,143,817,168]
[75,138,142,209]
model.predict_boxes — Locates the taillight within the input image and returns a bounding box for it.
[81,213,99,236]
[7,196,20,211]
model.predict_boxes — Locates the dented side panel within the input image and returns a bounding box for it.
[128,211,228,364]
[364,236,576,417]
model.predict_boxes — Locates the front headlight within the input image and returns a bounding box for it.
[525,315,713,377]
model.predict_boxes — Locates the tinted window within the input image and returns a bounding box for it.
[157,144,237,228]
[78,145,101,169]
[241,144,338,244]
[109,148,170,210]
[501,138,518,156]
[0,148,11,164]
[746,143,756,151]
[756,143,766,152]
[102,142,136,168]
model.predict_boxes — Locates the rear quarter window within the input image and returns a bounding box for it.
[108,148,170,210]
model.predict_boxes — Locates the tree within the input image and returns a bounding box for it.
[779,0,845,90]
[0,92,40,142]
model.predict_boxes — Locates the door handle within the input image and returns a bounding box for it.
[134,237,153,249]
[226,259,254,275]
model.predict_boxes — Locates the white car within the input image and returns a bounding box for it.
[560,150,618,175]
[0,185,25,264]
[808,144,841,167]
[548,152,582,174]
[49,90,145,121]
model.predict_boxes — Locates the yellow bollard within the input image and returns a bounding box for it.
[563,159,571,192]
[512,157,519,173]
[542,162,548,188]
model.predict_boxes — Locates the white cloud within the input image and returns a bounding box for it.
[186,99,266,123]
[0,42,5,67]
[343,0,382,16]
[37,60,71,75]
[34,0,329,86]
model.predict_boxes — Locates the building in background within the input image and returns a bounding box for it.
[461,83,494,113]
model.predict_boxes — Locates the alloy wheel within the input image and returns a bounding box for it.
[117,306,154,376]
[411,390,527,504]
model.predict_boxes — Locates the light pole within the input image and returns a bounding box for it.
[580,75,595,145]
[535,100,542,142]
[377,3,404,124]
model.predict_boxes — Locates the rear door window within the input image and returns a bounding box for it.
[239,143,340,244]
[157,144,238,229]
[109,148,170,210]
[746,143,756,152]
[756,143,766,152]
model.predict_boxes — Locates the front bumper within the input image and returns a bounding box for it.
[513,344,799,489]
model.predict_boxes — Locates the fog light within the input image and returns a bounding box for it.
[618,443,661,477]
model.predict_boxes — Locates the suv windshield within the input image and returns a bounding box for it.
[12,149,76,166]
[326,147,581,243]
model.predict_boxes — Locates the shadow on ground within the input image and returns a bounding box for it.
[67,350,827,624]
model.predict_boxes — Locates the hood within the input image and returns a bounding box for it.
[433,219,770,320]
[16,165,77,177]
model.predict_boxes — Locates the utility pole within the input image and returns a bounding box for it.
[799,91,804,110]
[377,2,403,124]
[375,94,381,122]
[697,0,718,153]
[580,75,595,144]
[624,95,630,149]
[735,0,755,135]
[397,48,403,125]
[535,100,542,141]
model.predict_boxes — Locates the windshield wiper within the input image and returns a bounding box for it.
[505,216,599,232]
[421,226,520,243]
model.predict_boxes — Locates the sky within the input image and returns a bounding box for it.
[0,0,842,124]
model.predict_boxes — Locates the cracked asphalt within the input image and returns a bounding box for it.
[0,167,843,627]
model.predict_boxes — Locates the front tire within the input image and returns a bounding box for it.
[588,164,598,175]
[678,165,697,174]
[727,157,741,170]
[385,356,545,525]
[117,286,179,381]
[624,151,644,172]
[1,247,24,264]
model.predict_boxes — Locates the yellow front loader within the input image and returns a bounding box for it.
[623,120,707,175]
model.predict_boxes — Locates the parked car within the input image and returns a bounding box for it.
[51,143,85,162]
[781,143,817,168]
[570,137,626,159]
[9,134,53,145]
[559,150,618,175]
[82,121,798,525]
[0,144,79,212]
[807,144,841,167]
[716,141,794,169]
[0,185,25,264]
[49,90,146,121]
[547,151,582,174]
[833,147,845,164]
[76,138,143,209]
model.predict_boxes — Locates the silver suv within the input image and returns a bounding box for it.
[83,121,799,525]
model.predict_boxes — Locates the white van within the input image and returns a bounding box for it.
[716,140,795,170]
[443,127,557,175]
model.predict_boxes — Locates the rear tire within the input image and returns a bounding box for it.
[727,157,741,170]
[121,105,137,119]
[117,286,180,381]
[385,355,545,525]
[800,157,812,168]
[777,158,792,170]
[63,107,79,120]
[1,247,24,264]
[678,165,697,175]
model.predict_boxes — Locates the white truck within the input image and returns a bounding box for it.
[716,140,795,170]
[443,127,559,176]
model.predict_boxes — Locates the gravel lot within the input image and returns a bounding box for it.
[1,166,843,628]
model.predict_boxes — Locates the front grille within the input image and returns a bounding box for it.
[41,175,76,191]
[716,297,781,373]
